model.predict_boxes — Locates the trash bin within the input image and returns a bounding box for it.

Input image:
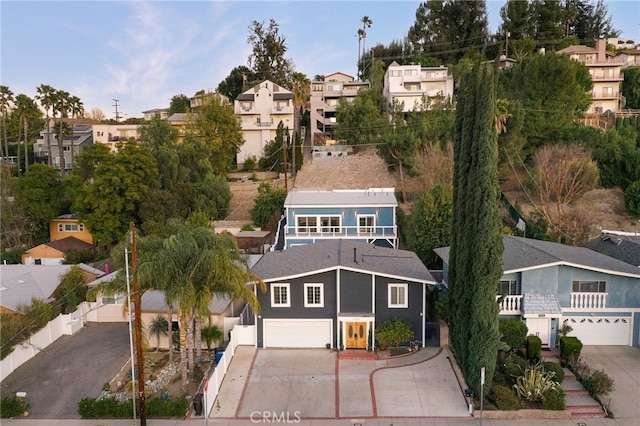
[193,393,203,416]
[214,348,224,364]
[426,323,433,340]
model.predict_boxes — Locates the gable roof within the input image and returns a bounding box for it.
[285,188,397,207]
[45,236,93,252]
[141,290,232,314]
[434,235,640,278]
[251,239,435,283]
[586,233,640,268]
[0,265,75,313]
[557,45,598,55]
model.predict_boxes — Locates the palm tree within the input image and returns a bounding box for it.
[356,29,365,77]
[53,90,70,172]
[14,94,39,173]
[201,322,223,352]
[360,16,373,73]
[0,86,14,161]
[137,224,265,395]
[149,314,169,352]
[68,95,84,168]
[36,84,56,166]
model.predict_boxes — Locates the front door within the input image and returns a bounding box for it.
[527,318,551,347]
[345,322,367,349]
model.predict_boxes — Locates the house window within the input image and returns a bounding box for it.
[572,280,606,293]
[358,215,375,233]
[296,216,317,233]
[388,283,408,308]
[498,280,521,296]
[271,283,290,307]
[59,223,82,232]
[391,70,402,77]
[304,283,324,307]
[320,216,340,233]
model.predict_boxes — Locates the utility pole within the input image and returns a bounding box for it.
[283,130,289,191]
[292,129,297,180]
[130,222,146,426]
[113,99,121,123]
[506,32,510,58]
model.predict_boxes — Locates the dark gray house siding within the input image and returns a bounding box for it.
[340,270,372,313]
[374,277,423,341]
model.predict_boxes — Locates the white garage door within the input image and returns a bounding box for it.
[263,319,332,348]
[563,316,630,345]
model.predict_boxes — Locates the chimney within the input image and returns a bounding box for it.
[596,38,606,62]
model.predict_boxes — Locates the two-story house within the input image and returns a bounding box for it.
[234,80,294,170]
[275,188,398,251]
[142,108,169,121]
[21,214,94,265]
[92,124,140,152]
[435,235,640,347]
[558,39,625,114]
[250,239,436,349]
[383,62,454,113]
[33,122,94,169]
[309,72,370,144]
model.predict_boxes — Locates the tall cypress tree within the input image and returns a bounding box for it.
[449,62,504,397]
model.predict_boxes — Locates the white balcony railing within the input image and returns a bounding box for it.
[285,225,397,239]
[497,295,522,314]
[570,292,607,309]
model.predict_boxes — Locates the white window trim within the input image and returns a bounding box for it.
[270,283,290,307]
[388,283,408,308]
[304,283,324,308]
[357,214,376,233]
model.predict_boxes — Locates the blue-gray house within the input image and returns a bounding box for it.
[274,188,398,250]
[250,239,436,349]
[434,235,640,347]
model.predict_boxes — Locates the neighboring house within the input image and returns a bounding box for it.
[0,264,103,314]
[607,37,637,50]
[434,235,640,347]
[93,124,140,152]
[383,61,454,113]
[142,108,169,121]
[309,72,370,144]
[234,80,294,170]
[250,239,436,349]
[21,237,93,265]
[586,230,640,268]
[50,214,94,244]
[615,49,640,69]
[276,187,398,250]
[558,38,625,114]
[167,112,191,142]
[33,123,94,169]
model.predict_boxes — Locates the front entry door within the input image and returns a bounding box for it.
[527,318,551,347]
[345,322,367,349]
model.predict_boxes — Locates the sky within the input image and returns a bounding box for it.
[2,1,639,120]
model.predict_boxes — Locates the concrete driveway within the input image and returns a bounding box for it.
[0,322,130,419]
[211,346,470,420]
[579,346,640,421]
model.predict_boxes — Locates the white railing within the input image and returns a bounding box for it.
[285,225,397,238]
[497,295,522,314]
[570,292,607,309]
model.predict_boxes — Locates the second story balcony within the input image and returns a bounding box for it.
[570,292,607,310]
[497,295,523,315]
[285,224,397,239]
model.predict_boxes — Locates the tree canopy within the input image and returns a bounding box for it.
[247,19,294,87]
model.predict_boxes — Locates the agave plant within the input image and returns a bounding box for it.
[513,361,560,402]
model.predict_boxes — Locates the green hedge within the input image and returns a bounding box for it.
[526,335,542,360]
[78,397,188,419]
[491,384,522,410]
[0,395,30,418]
[543,361,565,383]
[559,336,583,365]
[499,319,528,352]
[542,388,565,410]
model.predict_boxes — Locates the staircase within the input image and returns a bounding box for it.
[542,349,606,419]
[338,349,376,361]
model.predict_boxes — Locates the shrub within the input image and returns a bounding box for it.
[559,336,583,366]
[514,362,560,402]
[0,395,30,418]
[491,384,522,410]
[624,180,640,218]
[147,397,189,417]
[375,318,413,348]
[503,352,527,378]
[581,368,615,398]
[499,318,528,352]
[526,335,542,361]
[78,397,189,419]
[541,388,565,410]
[543,361,565,383]
[243,155,257,171]
[249,182,287,230]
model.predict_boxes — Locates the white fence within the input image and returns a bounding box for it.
[202,324,255,417]
[0,305,85,382]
